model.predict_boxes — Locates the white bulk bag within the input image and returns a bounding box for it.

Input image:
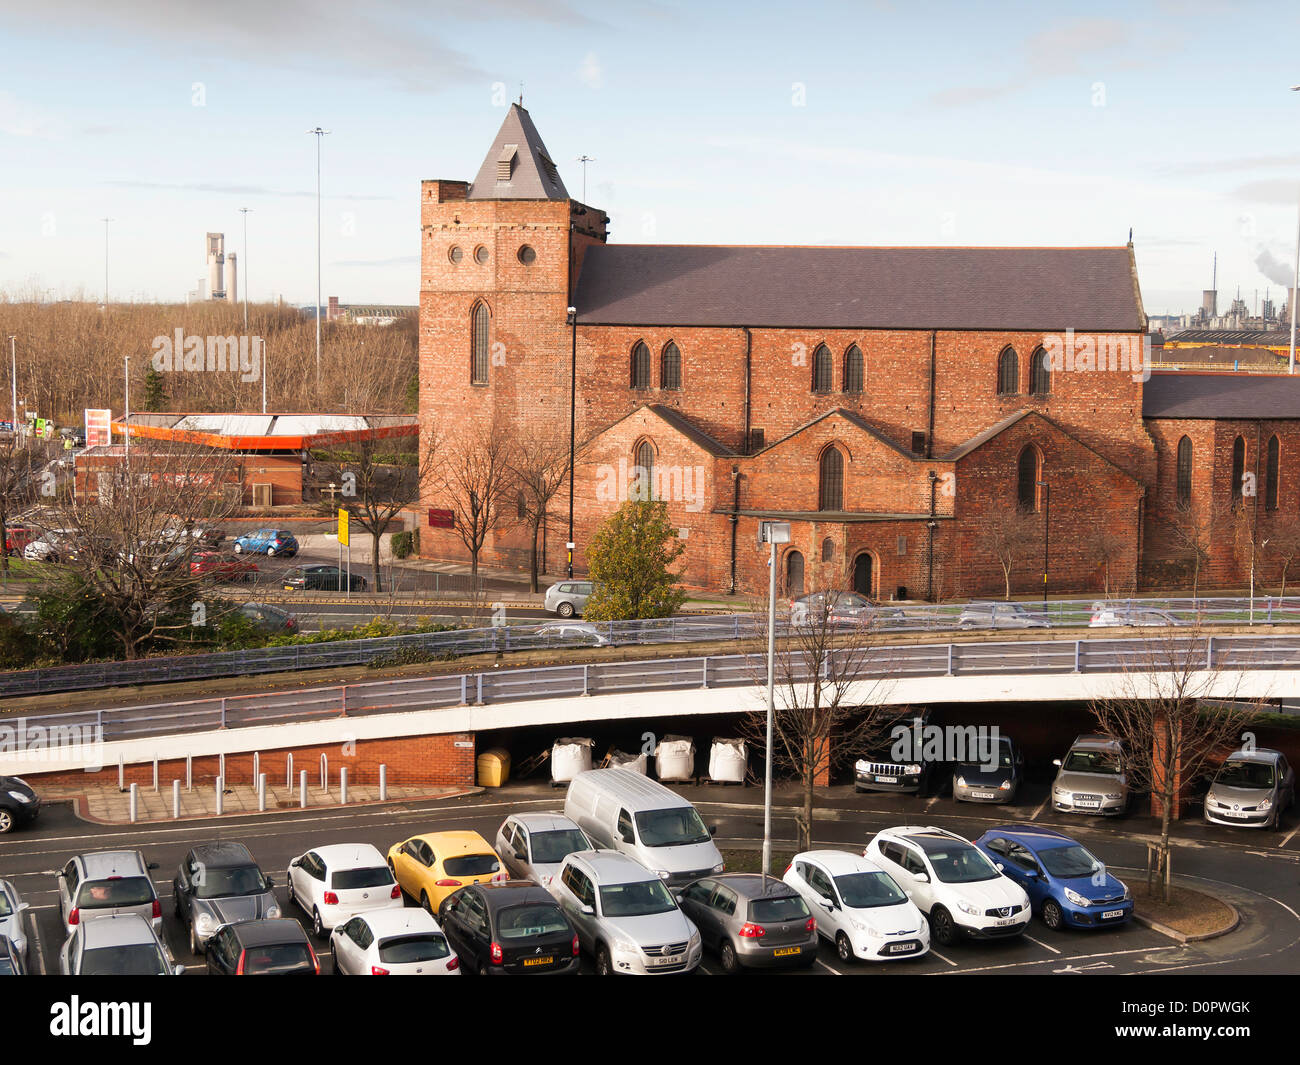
[709,738,747,783]
[654,734,696,782]
[551,737,594,782]
[606,748,648,775]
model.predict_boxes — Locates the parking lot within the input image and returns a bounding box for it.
[2,780,1297,976]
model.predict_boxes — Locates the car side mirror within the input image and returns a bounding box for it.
[17,902,29,912]
[173,964,185,976]
[1052,759,1062,767]
[708,825,718,836]
[514,849,526,862]
[818,896,835,911]
[264,876,274,887]
[290,858,300,868]
[1027,868,1042,880]
[994,862,1005,872]
[580,904,594,916]
[913,872,929,884]
[147,862,160,871]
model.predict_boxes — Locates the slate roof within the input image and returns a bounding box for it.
[1143,373,1300,419]
[467,104,568,201]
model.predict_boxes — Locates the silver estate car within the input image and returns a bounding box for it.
[544,580,595,618]
[495,812,593,891]
[59,912,181,976]
[1052,735,1129,816]
[1204,748,1295,830]
[57,849,163,935]
[173,842,281,954]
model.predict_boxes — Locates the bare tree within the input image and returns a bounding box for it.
[0,431,55,577]
[508,428,573,593]
[428,422,516,578]
[1164,503,1216,598]
[1092,527,1128,599]
[974,510,1038,599]
[739,583,903,853]
[1086,627,1264,901]
[1267,521,1300,597]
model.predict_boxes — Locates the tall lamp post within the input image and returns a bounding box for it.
[1289,86,1300,374]
[759,520,791,883]
[1037,481,1050,609]
[307,128,331,390]
[101,218,113,310]
[567,306,577,578]
[239,207,252,331]
[7,336,15,436]
[123,356,131,461]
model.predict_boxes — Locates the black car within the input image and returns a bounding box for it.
[173,842,279,955]
[0,776,39,834]
[205,919,318,975]
[952,735,1024,804]
[438,882,579,976]
[282,564,368,592]
[0,936,26,975]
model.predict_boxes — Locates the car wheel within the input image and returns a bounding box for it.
[420,891,432,915]
[930,907,957,946]
[232,543,243,554]
[0,809,14,834]
[1042,899,1064,930]
[267,546,278,558]
[312,908,324,939]
[835,931,854,962]
[719,940,739,974]
[173,885,182,918]
[557,602,575,618]
[595,944,612,976]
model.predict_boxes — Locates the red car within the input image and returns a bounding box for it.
[191,551,259,582]
[3,527,32,558]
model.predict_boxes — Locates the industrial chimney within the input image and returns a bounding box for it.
[1201,290,1217,320]
[206,232,226,301]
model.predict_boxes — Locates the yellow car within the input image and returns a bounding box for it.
[387,830,506,912]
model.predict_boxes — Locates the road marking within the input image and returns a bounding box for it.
[1280,825,1299,848]
[28,909,45,975]
[932,943,1177,975]
[1030,798,1049,821]
[1024,934,1061,955]
[815,958,842,975]
[924,796,941,811]
[928,948,958,967]
[1053,960,1112,973]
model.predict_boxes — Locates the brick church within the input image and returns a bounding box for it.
[419,104,1300,600]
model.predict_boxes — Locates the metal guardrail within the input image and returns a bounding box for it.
[4,595,1300,699]
[8,632,1300,753]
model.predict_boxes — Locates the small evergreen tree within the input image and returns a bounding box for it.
[143,366,168,411]
[583,499,687,621]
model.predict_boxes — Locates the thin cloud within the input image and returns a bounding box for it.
[1233,179,1300,205]
[1165,154,1300,177]
[0,91,57,138]
[102,179,393,201]
[578,51,603,88]
[332,255,419,267]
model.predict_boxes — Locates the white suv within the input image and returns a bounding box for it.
[552,850,701,975]
[865,826,1030,946]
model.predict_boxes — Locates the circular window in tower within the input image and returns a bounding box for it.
[517,244,537,265]
[474,245,489,265]
[448,246,463,264]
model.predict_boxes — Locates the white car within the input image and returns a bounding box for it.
[0,880,30,966]
[865,826,1031,946]
[495,812,593,892]
[783,850,929,962]
[287,844,403,939]
[330,908,461,975]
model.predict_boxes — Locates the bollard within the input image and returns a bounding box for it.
[219,753,226,788]
[258,773,267,812]
[340,767,348,805]
[287,753,294,790]
[186,755,192,791]
[299,769,308,809]
[129,782,138,823]
[152,756,159,792]
[253,752,260,784]
[118,755,125,793]
[215,776,224,816]
[379,764,388,801]
[172,780,180,819]
[320,754,328,793]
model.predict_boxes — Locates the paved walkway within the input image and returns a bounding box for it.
[36,782,477,825]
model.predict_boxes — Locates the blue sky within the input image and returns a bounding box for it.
[2,0,1299,315]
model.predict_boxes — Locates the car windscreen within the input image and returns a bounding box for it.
[241,943,313,974]
[958,738,1014,768]
[80,944,168,976]
[749,894,810,923]
[529,829,590,864]
[925,846,1000,884]
[1063,750,1122,774]
[196,865,267,899]
[377,933,450,963]
[833,871,908,908]
[635,806,711,847]
[1037,844,1102,879]
[0,893,12,918]
[599,879,677,918]
[1215,761,1275,789]
[496,903,569,940]
[443,854,500,878]
[78,877,156,909]
[330,866,394,890]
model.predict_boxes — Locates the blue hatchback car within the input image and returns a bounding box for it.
[232,528,299,558]
[973,825,1132,931]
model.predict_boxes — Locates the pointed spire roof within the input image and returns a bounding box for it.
[467,103,569,201]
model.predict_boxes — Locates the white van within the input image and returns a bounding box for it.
[563,769,724,887]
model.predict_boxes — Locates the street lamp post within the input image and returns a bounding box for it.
[307,128,331,390]
[1290,87,1300,374]
[567,306,577,579]
[239,207,251,331]
[123,356,130,461]
[759,520,791,883]
[7,336,15,436]
[101,218,113,310]
[1037,481,1050,609]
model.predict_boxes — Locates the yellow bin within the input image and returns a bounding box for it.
[476,747,511,788]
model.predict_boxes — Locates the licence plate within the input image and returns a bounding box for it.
[1101,909,1124,920]
[773,947,801,957]
[887,942,917,953]
[1224,810,1249,818]
[283,584,295,591]
[971,791,996,799]
[1075,800,1101,809]
[648,955,682,967]
[522,956,553,967]
[875,775,896,783]
[995,918,1018,927]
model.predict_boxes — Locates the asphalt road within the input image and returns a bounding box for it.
[3,781,1296,977]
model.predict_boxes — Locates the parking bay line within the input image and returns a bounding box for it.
[28,909,45,975]
[1023,934,1061,955]
[928,948,958,967]
[815,958,843,975]
[1029,797,1049,821]
[1281,824,1299,848]
[931,943,1178,975]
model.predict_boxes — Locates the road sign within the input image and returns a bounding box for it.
[34,419,45,436]
[85,409,112,448]
[338,508,349,547]
[428,508,454,529]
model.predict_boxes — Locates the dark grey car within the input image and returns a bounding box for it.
[677,873,817,973]
[952,735,1023,804]
[174,842,281,954]
[1203,748,1295,830]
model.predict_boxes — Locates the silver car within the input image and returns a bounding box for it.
[1203,748,1295,830]
[57,849,163,935]
[0,880,30,967]
[552,850,702,975]
[544,580,595,618]
[1089,604,1184,627]
[495,813,593,891]
[59,912,181,975]
[958,601,1050,630]
[1052,735,1129,816]
[173,842,281,954]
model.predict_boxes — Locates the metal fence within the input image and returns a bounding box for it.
[5,595,1300,698]
[8,632,1300,753]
